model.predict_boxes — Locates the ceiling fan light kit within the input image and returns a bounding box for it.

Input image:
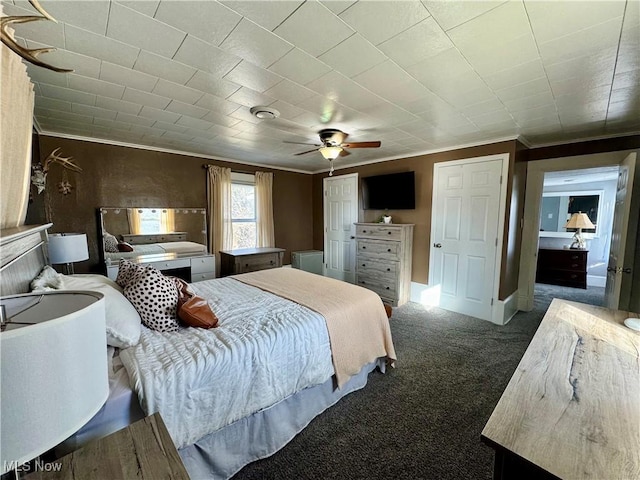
[287,128,382,176]
[249,106,280,120]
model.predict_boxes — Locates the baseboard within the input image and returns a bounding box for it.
[587,274,606,287]
[410,282,519,325]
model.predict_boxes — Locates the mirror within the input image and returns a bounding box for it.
[539,191,602,237]
[99,207,208,263]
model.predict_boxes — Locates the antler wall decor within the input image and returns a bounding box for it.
[1,0,73,72]
[31,147,82,194]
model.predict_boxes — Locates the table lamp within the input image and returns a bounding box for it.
[564,212,595,249]
[48,233,89,274]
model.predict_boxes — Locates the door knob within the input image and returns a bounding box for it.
[350,236,355,239]
[607,266,616,272]
[622,267,632,274]
[433,243,442,248]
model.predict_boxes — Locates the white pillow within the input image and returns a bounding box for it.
[58,275,142,348]
[30,265,63,291]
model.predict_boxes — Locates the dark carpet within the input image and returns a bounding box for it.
[234,284,605,480]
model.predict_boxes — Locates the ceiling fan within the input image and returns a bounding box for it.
[285,129,381,175]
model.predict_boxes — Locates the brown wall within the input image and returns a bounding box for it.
[29,136,314,272]
[312,140,522,299]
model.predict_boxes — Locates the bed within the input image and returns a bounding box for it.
[104,240,207,261]
[1,225,396,479]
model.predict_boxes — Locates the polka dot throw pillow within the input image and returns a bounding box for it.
[116,259,146,289]
[123,266,179,333]
[103,231,120,253]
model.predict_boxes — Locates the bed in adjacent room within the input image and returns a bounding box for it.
[2,225,396,479]
[103,240,207,261]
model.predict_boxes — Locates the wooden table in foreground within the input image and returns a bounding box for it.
[481,299,640,479]
[26,413,188,479]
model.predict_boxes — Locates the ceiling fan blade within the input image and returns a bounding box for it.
[339,149,351,157]
[294,148,320,156]
[284,141,322,146]
[340,141,381,149]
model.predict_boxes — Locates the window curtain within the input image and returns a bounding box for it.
[255,171,275,248]
[127,208,142,235]
[160,209,175,233]
[0,36,35,229]
[206,165,232,276]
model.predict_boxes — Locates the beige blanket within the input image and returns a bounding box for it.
[233,268,396,388]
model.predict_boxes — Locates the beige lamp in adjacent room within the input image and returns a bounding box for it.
[564,212,595,249]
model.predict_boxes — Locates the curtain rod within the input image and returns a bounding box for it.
[202,164,271,175]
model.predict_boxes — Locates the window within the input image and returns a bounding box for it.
[231,174,256,249]
[138,209,162,233]
[129,208,175,234]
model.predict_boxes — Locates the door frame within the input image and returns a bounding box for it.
[517,150,635,312]
[429,153,510,324]
[323,172,359,279]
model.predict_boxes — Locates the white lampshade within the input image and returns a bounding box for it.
[0,292,108,474]
[319,146,342,160]
[48,233,89,264]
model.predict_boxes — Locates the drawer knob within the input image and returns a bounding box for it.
[572,264,578,268]
[385,287,390,290]
[388,231,391,235]
[387,248,391,252]
[387,268,390,271]
[571,255,578,259]
[360,281,366,284]
[362,264,366,267]
[362,246,366,249]
[270,260,274,264]
[363,230,367,233]
[245,263,249,267]
[571,274,577,279]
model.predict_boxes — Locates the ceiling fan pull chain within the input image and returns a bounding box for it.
[329,160,334,176]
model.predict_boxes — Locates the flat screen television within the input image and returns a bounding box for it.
[362,171,415,210]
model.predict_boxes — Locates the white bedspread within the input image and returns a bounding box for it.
[105,241,206,260]
[119,278,334,449]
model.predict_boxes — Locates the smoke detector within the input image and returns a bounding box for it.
[250,106,280,120]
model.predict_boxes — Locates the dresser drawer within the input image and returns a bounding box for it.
[191,272,215,282]
[238,253,280,273]
[356,275,397,299]
[538,249,587,271]
[357,259,398,279]
[122,233,187,244]
[356,224,402,241]
[357,240,400,260]
[148,258,190,271]
[190,255,215,274]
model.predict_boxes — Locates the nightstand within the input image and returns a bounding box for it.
[25,413,188,479]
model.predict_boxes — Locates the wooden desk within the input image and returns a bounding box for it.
[26,413,188,479]
[481,299,640,479]
[220,247,285,276]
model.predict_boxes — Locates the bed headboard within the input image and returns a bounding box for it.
[0,224,51,296]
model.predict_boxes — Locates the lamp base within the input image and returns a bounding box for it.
[62,263,75,275]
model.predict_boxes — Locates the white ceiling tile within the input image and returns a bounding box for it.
[502,91,555,112]
[483,59,547,91]
[100,62,159,92]
[545,47,617,82]
[274,1,355,57]
[264,79,318,105]
[510,104,559,123]
[439,86,497,109]
[230,108,263,125]
[269,48,332,85]
[538,17,624,63]
[220,18,293,68]
[354,60,429,105]
[175,116,213,132]
[227,87,276,108]
[133,50,197,85]
[378,16,452,68]
[290,110,323,128]
[224,61,284,93]
[151,121,188,133]
[152,79,204,105]
[496,77,552,103]
[405,47,473,85]
[195,94,240,116]
[266,100,306,120]
[305,71,385,111]
[186,71,241,98]
[39,83,96,105]
[165,99,210,119]
[107,2,186,58]
[467,109,513,127]
[138,102,181,122]
[220,1,304,31]
[319,1,356,15]
[65,25,140,69]
[173,36,241,78]
[359,102,419,126]
[517,115,562,130]
[115,112,156,127]
[68,74,125,99]
[36,96,72,112]
[35,108,93,125]
[201,111,242,129]
[45,1,110,35]
[72,103,118,120]
[459,98,507,118]
[26,64,69,88]
[154,0,241,46]
[422,0,506,31]
[550,76,612,98]
[526,0,626,44]
[317,34,387,78]
[95,95,142,115]
[555,86,612,109]
[25,38,98,77]
[613,69,640,90]
[3,3,65,47]
[117,1,160,17]
[339,0,429,46]
[122,87,171,109]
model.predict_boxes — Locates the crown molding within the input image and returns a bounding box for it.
[527,131,640,149]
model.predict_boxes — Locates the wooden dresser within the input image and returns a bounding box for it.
[536,248,588,289]
[354,223,414,306]
[482,299,640,479]
[220,247,285,276]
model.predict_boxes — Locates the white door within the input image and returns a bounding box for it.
[604,153,636,309]
[324,173,358,282]
[430,159,503,321]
